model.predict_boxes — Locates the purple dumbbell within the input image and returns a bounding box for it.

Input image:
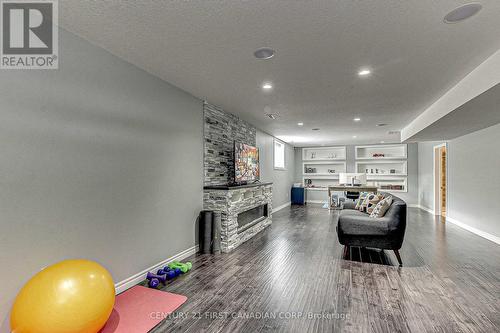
[146,272,167,284]
[148,278,160,288]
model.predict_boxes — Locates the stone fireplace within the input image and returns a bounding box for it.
[203,183,272,252]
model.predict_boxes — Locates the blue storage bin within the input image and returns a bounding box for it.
[291,187,306,205]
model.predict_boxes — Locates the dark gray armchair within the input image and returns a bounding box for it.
[336,193,407,265]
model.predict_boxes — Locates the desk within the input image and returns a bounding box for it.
[328,185,378,209]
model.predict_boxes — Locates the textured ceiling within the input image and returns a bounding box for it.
[59,1,500,146]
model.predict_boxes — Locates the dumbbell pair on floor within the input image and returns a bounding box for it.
[146,261,192,288]
[146,267,182,288]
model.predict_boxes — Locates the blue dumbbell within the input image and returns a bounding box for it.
[159,267,182,278]
[166,268,181,280]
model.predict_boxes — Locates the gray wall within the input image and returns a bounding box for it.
[294,143,419,205]
[418,124,500,238]
[0,29,203,325]
[257,131,295,208]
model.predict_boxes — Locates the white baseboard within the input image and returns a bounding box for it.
[273,201,291,213]
[445,216,500,245]
[114,244,199,294]
[412,206,500,245]
[411,204,434,215]
[420,206,434,214]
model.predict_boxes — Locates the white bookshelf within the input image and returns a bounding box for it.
[366,177,407,193]
[355,144,407,160]
[355,144,408,193]
[303,146,346,161]
[301,144,409,194]
[303,161,347,176]
[355,160,407,176]
[302,147,346,192]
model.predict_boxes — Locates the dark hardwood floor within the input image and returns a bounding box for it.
[151,205,500,333]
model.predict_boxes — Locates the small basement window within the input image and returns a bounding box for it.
[274,139,286,170]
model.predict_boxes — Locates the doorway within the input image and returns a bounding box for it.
[433,143,447,217]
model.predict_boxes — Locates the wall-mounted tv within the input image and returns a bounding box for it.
[234,142,260,183]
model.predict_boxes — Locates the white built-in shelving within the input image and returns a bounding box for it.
[301,144,409,194]
[355,144,408,193]
[303,146,346,161]
[303,161,347,176]
[366,177,407,193]
[302,147,346,191]
[355,160,407,176]
[355,144,407,160]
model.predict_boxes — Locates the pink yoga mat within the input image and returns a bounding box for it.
[100,286,187,333]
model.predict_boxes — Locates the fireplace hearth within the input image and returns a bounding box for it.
[203,182,273,252]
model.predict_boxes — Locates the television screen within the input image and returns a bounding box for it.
[234,142,260,183]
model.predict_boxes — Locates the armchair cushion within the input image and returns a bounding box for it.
[338,214,390,236]
[339,208,367,217]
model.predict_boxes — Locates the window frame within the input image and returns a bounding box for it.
[273,139,286,171]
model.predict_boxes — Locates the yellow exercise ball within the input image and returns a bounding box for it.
[11,259,115,333]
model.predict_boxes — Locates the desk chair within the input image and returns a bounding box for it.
[345,191,360,201]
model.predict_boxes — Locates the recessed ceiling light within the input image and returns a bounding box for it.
[312,128,320,131]
[377,123,388,127]
[266,113,277,120]
[352,135,357,138]
[353,117,361,122]
[254,47,275,60]
[358,69,371,76]
[297,122,304,126]
[380,141,385,143]
[444,3,482,23]
[262,82,273,90]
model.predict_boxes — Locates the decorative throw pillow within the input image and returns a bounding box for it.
[365,193,384,214]
[358,192,373,211]
[355,192,368,210]
[370,196,393,218]
[359,193,383,213]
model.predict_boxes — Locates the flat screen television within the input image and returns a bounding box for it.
[234,142,260,184]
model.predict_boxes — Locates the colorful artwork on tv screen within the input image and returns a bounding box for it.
[235,142,260,182]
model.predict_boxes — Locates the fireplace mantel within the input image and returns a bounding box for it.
[203,181,273,191]
[203,183,272,252]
